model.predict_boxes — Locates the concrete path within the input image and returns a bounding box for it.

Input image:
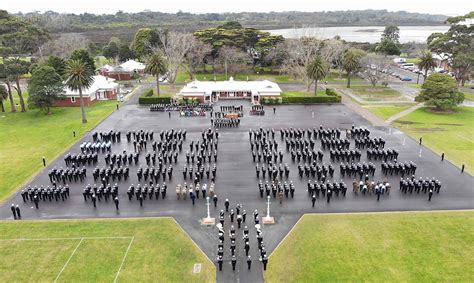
[1,99,473,283]
[385,103,424,124]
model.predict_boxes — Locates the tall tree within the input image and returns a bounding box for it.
[102,41,120,63]
[131,28,161,59]
[28,65,64,114]
[70,49,96,74]
[157,32,195,88]
[376,38,401,56]
[145,52,168,96]
[218,46,252,78]
[342,48,365,88]
[44,55,67,78]
[4,58,30,112]
[427,12,474,86]
[65,60,94,123]
[306,55,328,95]
[415,73,464,110]
[281,30,325,91]
[0,63,15,112]
[381,26,400,43]
[183,38,212,80]
[360,54,391,88]
[38,33,89,58]
[0,84,7,112]
[118,44,135,62]
[417,50,437,82]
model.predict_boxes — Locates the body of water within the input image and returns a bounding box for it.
[267,26,450,43]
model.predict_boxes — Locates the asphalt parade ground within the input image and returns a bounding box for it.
[1,99,472,283]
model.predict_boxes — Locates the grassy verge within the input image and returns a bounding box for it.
[363,105,412,120]
[266,211,474,283]
[0,218,215,282]
[462,91,474,101]
[393,106,474,174]
[0,99,117,202]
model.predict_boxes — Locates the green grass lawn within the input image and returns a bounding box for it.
[406,57,421,65]
[364,105,412,120]
[0,98,117,202]
[0,218,215,282]
[266,211,474,283]
[462,91,474,101]
[349,85,406,102]
[326,69,365,84]
[281,91,327,97]
[394,106,474,174]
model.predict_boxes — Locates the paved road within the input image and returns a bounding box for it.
[1,100,472,282]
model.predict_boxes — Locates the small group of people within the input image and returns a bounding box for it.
[309,180,348,206]
[352,178,392,200]
[399,176,441,201]
[211,118,241,128]
[250,105,265,116]
[257,180,296,201]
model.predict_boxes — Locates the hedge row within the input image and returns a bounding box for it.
[281,95,341,104]
[139,96,171,104]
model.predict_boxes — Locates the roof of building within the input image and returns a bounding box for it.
[179,77,282,96]
[120,60,146,72]
[64,75,118,96]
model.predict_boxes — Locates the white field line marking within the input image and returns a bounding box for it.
[113,236,135,283]
[0,236,133,241]
[54,238,84,283]
[268,215,303,258]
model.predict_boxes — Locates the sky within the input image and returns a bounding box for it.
[1,0,472,16]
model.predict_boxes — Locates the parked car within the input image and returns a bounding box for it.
[401,76,413,81]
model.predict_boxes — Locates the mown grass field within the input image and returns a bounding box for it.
[281,90,327,97]
[393,106,474,174]
[266,211,474,283]
[364,105,412,120]
[0,94,117,202]
[349,85,407,102]
[0,218,215,282]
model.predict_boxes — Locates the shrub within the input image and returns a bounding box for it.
[144,88,154,97]
[325,88,339,96]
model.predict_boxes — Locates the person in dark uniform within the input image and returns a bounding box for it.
[261,254,268,270]
[15,205,21,219]
[114,197,119,210]
[428,188,433,201]
[33,195,39,209]
[224,199,230,212]
[217,255,223,271]
[231,255,237,271]
[247,255,252,270]
[213,194,218,207]
[92,194,97,208]
[139,193,144,207]
[326,189,332,203]
[312,194,316,208]
[11,204,17,219]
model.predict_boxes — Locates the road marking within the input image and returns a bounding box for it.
[113,236,135,283]
[0,236,133,241]
[54,238,84,283]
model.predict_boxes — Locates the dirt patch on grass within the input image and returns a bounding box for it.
[395,120,419,125]
[434,123,464,126]
[411,128,446,133]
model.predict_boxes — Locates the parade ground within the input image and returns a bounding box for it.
[0,98,473,282]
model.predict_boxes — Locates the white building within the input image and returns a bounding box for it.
[179,77,282,104]
[57,75,119,106]
[120,60,146,74]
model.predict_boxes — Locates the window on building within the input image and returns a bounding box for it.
[71,97,76,103]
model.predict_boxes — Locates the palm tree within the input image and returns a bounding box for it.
[0,84,7,112]
[343,48,365,88]
[145,52,168,96]
[306,55,328,95]
[417,50,436,83]
[65,60,94,124]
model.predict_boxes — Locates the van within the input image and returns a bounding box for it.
[401,63,415,71]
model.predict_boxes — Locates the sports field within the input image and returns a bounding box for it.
[0,217,215,282]
[266,211,474,283]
